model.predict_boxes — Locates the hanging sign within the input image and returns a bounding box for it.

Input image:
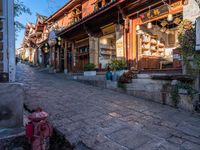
[140,1,183,23]
[116,37,124,57]
[116,25,124,58]
[140,5,169,22]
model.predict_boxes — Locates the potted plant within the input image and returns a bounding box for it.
[178,19,200,76]
[84,63,96,76]
[110,59,127,81]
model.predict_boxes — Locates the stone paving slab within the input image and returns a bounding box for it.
[16,64,200,150]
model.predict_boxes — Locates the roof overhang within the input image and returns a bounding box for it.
[58,0,125,37]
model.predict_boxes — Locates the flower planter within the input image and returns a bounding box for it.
[84,71,96,76]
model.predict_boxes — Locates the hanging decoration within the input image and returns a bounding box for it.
[147,7,153,29]
[136,12,140,31]
[165,0,174,22]
[167,14,174,22]
[43,43,49,53]
[147,22,153,29]
[161,20,168,27]
[173,17,182,25]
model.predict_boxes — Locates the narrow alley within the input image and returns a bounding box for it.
[16,63,200,150]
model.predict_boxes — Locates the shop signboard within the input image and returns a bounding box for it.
[116,37,124,57]
[116,25,124,58]
[140,1,183,23]
[140,5,169,22]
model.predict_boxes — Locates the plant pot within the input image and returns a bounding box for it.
[84,71,96,76]
[112,70,128,81]
[106,71,113,80]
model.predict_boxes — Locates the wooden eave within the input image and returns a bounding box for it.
[58,0,125,37]
[46,0,81,23]
[123,0,184,18]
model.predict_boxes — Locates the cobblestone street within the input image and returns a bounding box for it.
[16,64,200,150]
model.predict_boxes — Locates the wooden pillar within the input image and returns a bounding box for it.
[64,40,68,74]
[129,19,137,68]
[132,19,137,67]
[124,18,129,62]
[124,28,128,61]
[71,41,75,72]
[56,47,60,72]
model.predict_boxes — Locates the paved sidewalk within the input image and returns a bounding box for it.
[16,64,200,150]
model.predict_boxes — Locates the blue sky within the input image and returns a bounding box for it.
[15,0,68,48]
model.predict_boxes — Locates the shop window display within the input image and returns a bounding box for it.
[137,12,182,70]
[99,34,116,69]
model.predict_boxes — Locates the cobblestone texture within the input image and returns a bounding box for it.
[16,64,200,150]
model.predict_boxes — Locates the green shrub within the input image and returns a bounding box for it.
[84,63,95,71]
[110,59,127,71]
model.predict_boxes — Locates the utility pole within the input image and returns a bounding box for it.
[7,0,15,82]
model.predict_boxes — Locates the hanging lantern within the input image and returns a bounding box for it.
[58,37,61,41]
[167,14,173,22]
[57,37,61,46]
[136,12,140,31]
[147,22,152,29]
[167,0,173,22]
[44,47,48,53]
[136,25,140,31]
[45,29,49,33]
[43,43,49,53]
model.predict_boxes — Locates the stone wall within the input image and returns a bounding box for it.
[73,73,195,111]
[106,74,195,112]
[0,83,24,128]
[124,77,194,111]
[74,75,106,88]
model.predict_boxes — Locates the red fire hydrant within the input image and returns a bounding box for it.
[26,108,53,150]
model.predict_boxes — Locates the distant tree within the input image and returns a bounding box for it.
[14,0,32,35]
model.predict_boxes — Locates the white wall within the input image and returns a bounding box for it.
[2,0,15,82]
[183,0,200,22]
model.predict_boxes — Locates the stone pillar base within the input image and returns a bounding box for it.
[0,83,24,128]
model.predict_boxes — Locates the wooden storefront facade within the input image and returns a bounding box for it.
[125,0,185,73]
[23,0,188,74]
